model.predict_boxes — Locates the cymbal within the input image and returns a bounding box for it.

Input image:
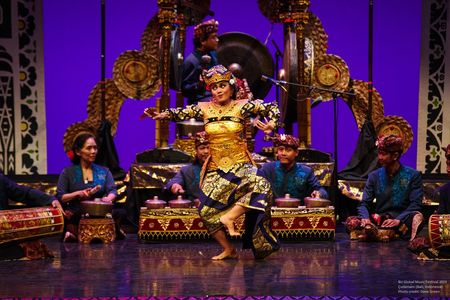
[218,32,274,99]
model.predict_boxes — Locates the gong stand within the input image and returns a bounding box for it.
[100,0,106,121]
[155,1,213,147]
[157,0,177,148]
[174,9,186,109]
[272,39,283,105]
[279,0,311,147]
[367,0,374,122]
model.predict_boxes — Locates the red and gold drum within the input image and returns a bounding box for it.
[0,207,64,245]
[428,214,450,249]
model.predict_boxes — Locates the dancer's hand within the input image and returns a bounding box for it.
[152,111,170,120]
[254,117,275,134]
[140,107,156,120]
[141,107,169,120]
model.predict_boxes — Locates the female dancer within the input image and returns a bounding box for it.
[146,65,280,259]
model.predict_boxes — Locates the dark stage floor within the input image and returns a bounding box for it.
[0,227,449,298]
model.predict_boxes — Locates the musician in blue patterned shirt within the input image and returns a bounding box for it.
[357,134,424,240]
[165,131,210,200]
[258,134,328,204]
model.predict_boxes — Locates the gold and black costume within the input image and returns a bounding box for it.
[165,99,280,258]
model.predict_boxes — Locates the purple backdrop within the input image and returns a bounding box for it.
[43,0,421,175]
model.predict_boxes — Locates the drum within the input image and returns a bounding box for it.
[0,207,64,245]
[429,214,450,249]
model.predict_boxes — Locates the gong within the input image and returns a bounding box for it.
[169,28,183,91]
[280,31,299,126]
[217,32,274,100]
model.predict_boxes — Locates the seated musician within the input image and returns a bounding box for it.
[182,19,219,105]
[57,133,124,242]
[258,134,328,202]
[165,131,209,200]
[0,173,62,211]
[346,134,424,242]
[408,144,450,258]
[0,173,63,260]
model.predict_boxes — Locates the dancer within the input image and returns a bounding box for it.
[145,65,280,259]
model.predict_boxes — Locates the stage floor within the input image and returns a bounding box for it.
[0,226,449,298]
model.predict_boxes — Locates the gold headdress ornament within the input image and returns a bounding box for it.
[203,65,234,87]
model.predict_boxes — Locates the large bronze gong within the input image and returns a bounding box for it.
[168,28,183,91]
[280,31,299,126]
[217,32,274,100]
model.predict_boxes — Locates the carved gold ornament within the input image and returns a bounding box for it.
[311,54,350,101]
[342,79,385,130]
[63,120,99,153]
[86,79,125,136]
[316,63,341,86]
[113,50,161,99]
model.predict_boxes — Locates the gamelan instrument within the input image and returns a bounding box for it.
[429,214,450,249]
[145,196,167,209]
[0,207,64,245]
[304,197,331,208]
[176,119,204,138]
[275,194,301,208]
[80,199,113,217]
[168,195,192,209]
[217,32,274,100]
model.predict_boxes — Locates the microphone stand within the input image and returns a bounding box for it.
[273,79,355,206]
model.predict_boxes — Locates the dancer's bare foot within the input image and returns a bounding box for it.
[212,249,238,260]
[220,216,240,236]
[63,231,77,243]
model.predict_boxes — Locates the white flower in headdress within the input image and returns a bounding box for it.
[280,134,286,141]
[229,78,235,85]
